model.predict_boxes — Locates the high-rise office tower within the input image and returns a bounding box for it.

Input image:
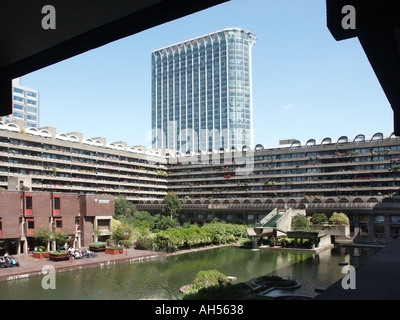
[1,78,39,128]
[151,28,256,152]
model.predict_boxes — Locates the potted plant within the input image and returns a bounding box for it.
[32,246,49,259]
[88,242,107,252]
[49,250,70,261]
[105,246,122,255]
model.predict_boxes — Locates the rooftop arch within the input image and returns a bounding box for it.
[371,132,384,141]
[337,136,348,144]
[5,123,19,132]
[55,132,69,141]
[26,127,40,136]
[306,139,316,147]
[68,135,79,143]
[93,139,103,147]
[321,137,332,145]
[39,129,51,138]
[290,140,301,148]
[353,134,365,143]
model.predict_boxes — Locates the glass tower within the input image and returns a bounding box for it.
[151,28,256,152]
[1,78,39,128]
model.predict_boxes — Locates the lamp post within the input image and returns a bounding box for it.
[124,232,129,256]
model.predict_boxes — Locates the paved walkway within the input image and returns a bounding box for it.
[0,249,166,282]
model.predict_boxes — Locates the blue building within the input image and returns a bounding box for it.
[151,28,256,152]
[1,78,39,128]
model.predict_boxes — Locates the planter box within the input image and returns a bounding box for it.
[32,252,49,259]
[105,248,122,255]
[49,253,70,261]
[89,246,106,252]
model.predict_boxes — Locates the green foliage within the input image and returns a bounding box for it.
[182,282,250,300]
[155,215,179,231]
[132,211,157,229]
[114,195,137,218]
[152,222,248,252]
[49,250,68,255]
[111,222,133,243]
[53,231,70,248]
[135,235,155,250]
[192,270,230,291]
[33,227,53,246]
[269,236,277,245]
[202,221,248,244]
[329,212,350,225]
[310,212,328,225]
[106,246,121,250]
[162,192,182,219]
[292,214,312,231]
[88,242,107,248]
[155,225,211,252]
[36,245,47,252]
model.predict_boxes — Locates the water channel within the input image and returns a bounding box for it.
[0,245,379,300]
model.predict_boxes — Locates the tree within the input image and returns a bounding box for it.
[310,213,328,225]
[114,195,137,218]
[33,227,53,250]
[53,231,70,249]
[329,212,350,225]
[291,214,311,231]
[162,192,182,220]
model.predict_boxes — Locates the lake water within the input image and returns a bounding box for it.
[0,245,379,300]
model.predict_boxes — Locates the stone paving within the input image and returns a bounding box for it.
[0,249,166,282]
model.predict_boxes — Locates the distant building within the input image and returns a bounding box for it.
[151,28,256,152]
[1,78,39,128]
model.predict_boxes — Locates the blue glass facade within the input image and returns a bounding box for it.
[151,28,256,152]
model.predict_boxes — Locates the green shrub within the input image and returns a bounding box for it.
[192,270,230,291]
[310,213,328,225]
[36,245,47,252]
[89,242,107,248]
[49,250,68,255]
[136,235,154,250]
[292,214,311,231]
[106,246,121,250]
[329,212,350,225]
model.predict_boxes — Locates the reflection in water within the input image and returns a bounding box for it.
[0,245,379,300]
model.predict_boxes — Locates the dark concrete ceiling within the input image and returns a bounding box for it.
[1,0,399,136]
[326,0,400,135]
[0,0,228,116]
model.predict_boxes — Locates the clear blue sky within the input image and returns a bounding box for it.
[22,0,393,149]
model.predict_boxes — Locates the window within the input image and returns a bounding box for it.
[26,218,35,236]
[13,87,24,94]
[54,197,61,215]
[27,219,34,229]
[0,219,2,237]
[27,91,37,97]
[26,197,32,209]
[374,216,385,238]
[55,219,62,229]
[54,197,60,209]
[25,196,33,215]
